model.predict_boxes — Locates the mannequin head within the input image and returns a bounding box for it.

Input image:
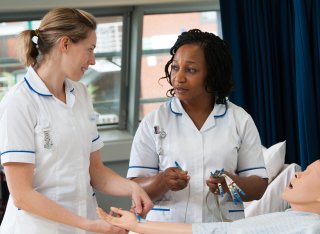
[282,160,320,214]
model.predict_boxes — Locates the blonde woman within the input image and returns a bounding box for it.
[0,8,152,234]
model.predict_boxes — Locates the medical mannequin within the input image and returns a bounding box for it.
[0,8,152,234]
[127,29,267,223]
[97,159,320,234]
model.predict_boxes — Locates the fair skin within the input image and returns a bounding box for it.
[97,160,320,234]
[4,30,153,234]
[97,207,192,234]
[36,31,97,103]
[132,43,267,202]
[282,159,320,213]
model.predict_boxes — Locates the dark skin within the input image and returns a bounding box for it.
[206,172,268,202]
[132,43,268,204]
[132,171,267,202]
[132,168,190,201]
[131,97,267,203]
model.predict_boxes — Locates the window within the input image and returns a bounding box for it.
[0,21,39,100]
[81,16,123,125]
[0,2,220,135]
[0,16,123,126]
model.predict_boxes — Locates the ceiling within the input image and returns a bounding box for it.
[0,0,215,13]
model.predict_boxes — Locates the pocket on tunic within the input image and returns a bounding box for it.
[146,199,189,223]
[146,200,172,222]
[219,195,245,221]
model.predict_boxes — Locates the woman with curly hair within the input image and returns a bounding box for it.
[127,29,268,223]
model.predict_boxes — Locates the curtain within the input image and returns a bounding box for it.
[220,0,320,169]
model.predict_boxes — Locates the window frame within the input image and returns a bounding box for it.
[128,2,220,134]
[0,1,220,140]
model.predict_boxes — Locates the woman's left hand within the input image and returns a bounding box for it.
[206,174,228,196]
[131,182,153,217]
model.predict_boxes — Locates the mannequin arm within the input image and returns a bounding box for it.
[97,207,192,234]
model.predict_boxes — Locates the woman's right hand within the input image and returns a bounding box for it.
[162,167,190,191]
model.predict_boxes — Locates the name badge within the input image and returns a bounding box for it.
[43,127,53,149]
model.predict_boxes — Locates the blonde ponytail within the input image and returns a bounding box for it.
[16,30,39,66]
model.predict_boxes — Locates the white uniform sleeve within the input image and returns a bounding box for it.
[127,114,159,178]
[235,109,267,178]
[0,95,37,164]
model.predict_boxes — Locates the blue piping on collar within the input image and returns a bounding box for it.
[170,98,228,118]
[169,101,182,116]
[24,77,75,95]
[24,77,52,97]
[214,102,228,118]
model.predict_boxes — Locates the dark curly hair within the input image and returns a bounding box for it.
[161,29,233,104]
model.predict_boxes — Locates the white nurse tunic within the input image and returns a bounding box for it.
[127,97,267,223]
[0,67,104,233]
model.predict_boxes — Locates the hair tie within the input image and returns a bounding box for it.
[34,29,40,37]
[32,29,40,47]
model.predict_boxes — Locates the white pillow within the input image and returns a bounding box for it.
[244,163,301,217]
[263,140,286,183]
